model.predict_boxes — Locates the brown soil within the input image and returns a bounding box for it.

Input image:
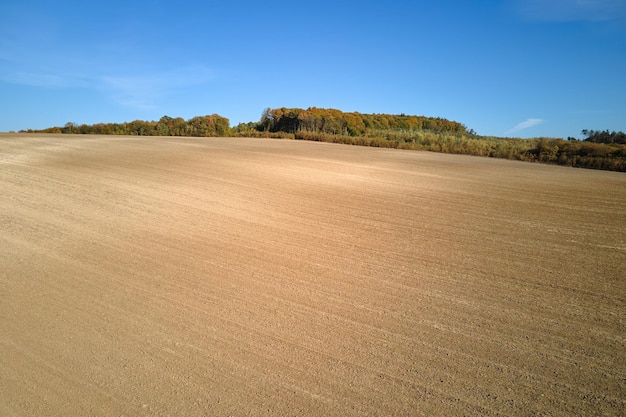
[1,134,624,416]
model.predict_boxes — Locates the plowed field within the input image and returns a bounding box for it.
[1,134,624,416]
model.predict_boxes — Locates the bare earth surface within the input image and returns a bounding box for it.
[1,134,625,416]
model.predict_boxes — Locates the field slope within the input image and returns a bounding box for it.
[1,134,625,416]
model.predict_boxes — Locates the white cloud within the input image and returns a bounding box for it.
[505,118,543,135]
[0,69,91,89]
[100,75,161,110]
[0,64,215,111]
[514,0,626,21]
[100,66,214,110]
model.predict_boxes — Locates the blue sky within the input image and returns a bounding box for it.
[1,0,625,138]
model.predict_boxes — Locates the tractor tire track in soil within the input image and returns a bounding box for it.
[1,134,624,416]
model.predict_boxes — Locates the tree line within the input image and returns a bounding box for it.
[232,107,468,136]
[23,114,231,137]
[19,109,626,172]
[581,129,626,145]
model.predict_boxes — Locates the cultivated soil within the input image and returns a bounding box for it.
[1,134,624,416]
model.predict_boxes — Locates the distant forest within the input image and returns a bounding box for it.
[580,129,626,145]
[20,107,626,172]
[26,114,231,137]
